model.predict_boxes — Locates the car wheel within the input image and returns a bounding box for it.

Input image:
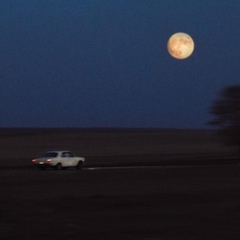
[76,161,83,170]
[55,163,62,170]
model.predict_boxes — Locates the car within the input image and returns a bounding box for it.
[32,151,85,170]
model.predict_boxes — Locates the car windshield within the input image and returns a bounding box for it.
[42,152,58,158]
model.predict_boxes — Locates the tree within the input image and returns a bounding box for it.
[209,85,240,147]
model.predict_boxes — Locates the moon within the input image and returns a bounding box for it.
[167,32,194,59]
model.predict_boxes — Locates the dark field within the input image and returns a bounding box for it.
[0,129,239,239]
[0,128,238,167]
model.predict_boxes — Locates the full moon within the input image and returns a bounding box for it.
[167,32,194,59]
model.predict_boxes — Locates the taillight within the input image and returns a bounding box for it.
[47,159,52,162]
[32,159,36,163]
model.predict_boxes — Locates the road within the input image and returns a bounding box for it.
[0,164,239,240]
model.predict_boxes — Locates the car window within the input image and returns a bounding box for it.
[43,152,58,158]
[62,152,73,157]
[66,152,73,157]
[62,152,67,157]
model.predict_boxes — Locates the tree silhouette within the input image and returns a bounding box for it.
[209,85,240,147]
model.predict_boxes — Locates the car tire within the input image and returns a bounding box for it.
[55,163,62,170]
[76,161,83,170]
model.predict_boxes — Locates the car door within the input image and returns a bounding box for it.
[61,152,68,166]
[62,151,75,166]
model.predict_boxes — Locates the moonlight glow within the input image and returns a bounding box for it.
[167,32,194,59]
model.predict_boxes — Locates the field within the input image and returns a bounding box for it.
[0,128,238,167]
[0,128,239,239]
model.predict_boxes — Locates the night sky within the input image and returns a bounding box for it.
[1,0,240,128]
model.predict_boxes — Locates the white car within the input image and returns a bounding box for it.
[32,151,85,170]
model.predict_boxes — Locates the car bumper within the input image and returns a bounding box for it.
[33,162,54,167]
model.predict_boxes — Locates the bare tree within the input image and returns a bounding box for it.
[209,85,240,147]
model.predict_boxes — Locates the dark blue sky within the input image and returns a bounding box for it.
[1,0,240,128]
